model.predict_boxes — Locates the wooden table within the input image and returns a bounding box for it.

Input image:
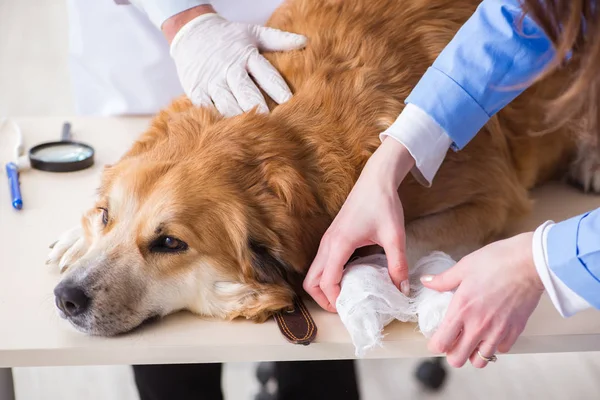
[1,117,599,371]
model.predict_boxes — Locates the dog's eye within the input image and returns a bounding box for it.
[98,207,108,226]
[151,236,188,253]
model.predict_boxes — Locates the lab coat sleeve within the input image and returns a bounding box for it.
[404,0,555,151]
[115,0,212,28]
[546,208,600,310]
[380,104,452,186]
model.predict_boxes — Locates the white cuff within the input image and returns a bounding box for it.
[127,0,211,28]
[532,221,591,318]
[380,104,452,187]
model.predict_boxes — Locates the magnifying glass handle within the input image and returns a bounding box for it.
[61,122,72,142]
[6,162,23,210]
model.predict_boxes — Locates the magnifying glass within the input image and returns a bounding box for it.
[4,121,95,210]
[28,123,95,172]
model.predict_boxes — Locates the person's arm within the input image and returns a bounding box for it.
[381,0,555,185]
[421,209,600,368]
[539,209,600,313]
[114,0,306,116]
[305,0,556,309]
[532,221,592,317]
[116,0,212,29]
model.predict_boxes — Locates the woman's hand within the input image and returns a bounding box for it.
[421,232,545,368]
[303,138,415,312]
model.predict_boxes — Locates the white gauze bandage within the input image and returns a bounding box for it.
[336,252,455,357]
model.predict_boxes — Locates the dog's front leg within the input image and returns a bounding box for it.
[569,136,600,193]
[403,202,507,268]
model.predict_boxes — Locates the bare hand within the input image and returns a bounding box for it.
[303,139,415,312]
[422,232,544,368]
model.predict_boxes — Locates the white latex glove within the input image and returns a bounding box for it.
[170,13,307,116]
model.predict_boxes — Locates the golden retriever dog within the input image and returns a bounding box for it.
[49,0,594,336]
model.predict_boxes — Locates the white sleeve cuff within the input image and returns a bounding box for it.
[127,0,211,28]
[379,104,451,187]
[532,221,592,318]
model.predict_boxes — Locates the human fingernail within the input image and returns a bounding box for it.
[421,275,434,283]
[400,280,410,296]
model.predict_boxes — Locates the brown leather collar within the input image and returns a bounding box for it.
[272,246,383,345]
[274,298,317,346]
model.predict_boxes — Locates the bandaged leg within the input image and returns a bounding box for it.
[336,252,455,357]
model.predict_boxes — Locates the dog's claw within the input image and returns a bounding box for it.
[49,241,57,249]
[46,259,52,265]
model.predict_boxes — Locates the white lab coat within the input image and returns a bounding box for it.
[67,0,284,116]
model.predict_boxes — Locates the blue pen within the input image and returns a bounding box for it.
[6,162,22,210]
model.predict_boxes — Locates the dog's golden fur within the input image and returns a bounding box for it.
[53,0,586,335]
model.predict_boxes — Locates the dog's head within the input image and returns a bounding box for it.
[54,103,325,336]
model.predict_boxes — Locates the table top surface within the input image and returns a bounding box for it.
[1,117,600,368]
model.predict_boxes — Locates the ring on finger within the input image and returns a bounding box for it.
[477,350,497,363]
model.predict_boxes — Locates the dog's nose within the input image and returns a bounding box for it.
[54,284,90,317]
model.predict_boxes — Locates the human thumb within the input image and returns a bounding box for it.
[420,265,463,293]
[253,26,307,52]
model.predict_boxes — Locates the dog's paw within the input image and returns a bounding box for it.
[569,144,600,194]
[47,226,87,273]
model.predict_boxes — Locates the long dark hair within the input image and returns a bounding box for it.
[522,0,600,139]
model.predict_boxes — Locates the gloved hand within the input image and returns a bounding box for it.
[170,13,307,117]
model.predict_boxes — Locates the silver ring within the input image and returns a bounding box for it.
[477,350,497,363]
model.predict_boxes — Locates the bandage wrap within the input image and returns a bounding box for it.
[336,252,455,357]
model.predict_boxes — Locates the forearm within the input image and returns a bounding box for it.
[380,104,451,187]
[534,208,600,316]
[372,138,416,190]
[545,209,600,310]
[162,4,215,44]
[121,0,212,29]
[532,221,592,317]
[383,0,555,185]
[409,0,554,150]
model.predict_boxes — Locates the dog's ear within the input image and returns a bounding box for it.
[248,238,296,285]
[215,280,295,322]
[216,232,296,322]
